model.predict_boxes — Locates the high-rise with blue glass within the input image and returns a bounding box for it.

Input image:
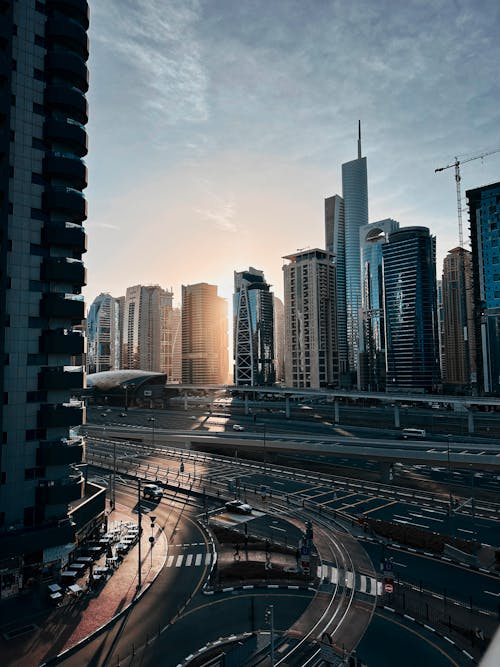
[382,227,440,392]
[467,181,500,395]
[233,268,275,386]
[359,219,399,391]
[325,123,368,388]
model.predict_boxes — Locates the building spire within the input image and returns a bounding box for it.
[358,119,362,159]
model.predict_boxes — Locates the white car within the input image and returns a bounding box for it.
[232,424,245,431]
[225,499,252,514]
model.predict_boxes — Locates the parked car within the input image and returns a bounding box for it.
[232,424,245,431]
[225,499,253,514]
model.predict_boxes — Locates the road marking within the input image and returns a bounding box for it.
[484,590,500,597]
[175,555,184,567]
[167,555,174,567]
[195,553,202,566]
[185,554,193,566]
[205,553,211,565]
[363,500,399,515]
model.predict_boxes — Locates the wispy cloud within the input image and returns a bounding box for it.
[93,222,119,231]
[194,200,237,232]
[91,0,208,126]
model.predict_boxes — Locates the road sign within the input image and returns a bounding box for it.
[149,536,155,544]
[384,581,393,594]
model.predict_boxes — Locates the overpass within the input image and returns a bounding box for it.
[84,424,500,471]
[167,385,500,434]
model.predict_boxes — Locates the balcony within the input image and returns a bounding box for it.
[46,50,89,93]
[44,186,87,222]
[37,436,84,466]
[40,293,85,322]
[43,151,87,189]
[44,118,87,157]
[45,84,88,125]
[39,366,84,391]
[36,474,84,505]
[47,0,90,30]
[41,257,86,286]
[40,328,85,355]
[38,402,83,428]
[46,15,89,60]
[42,222,86,253]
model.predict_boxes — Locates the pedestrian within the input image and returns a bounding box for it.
[234,544,240,560]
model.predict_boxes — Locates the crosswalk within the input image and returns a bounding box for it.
[318,563,382,597]
[166,552,214,568]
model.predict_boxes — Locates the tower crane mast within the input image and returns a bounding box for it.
[435,147,500,248]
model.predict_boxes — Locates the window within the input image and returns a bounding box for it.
[33,102,44,115]
[34,34,45,48]
[31,173,45,186]
[34,68,44,82]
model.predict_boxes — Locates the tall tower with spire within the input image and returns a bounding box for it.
[325,122,368,388]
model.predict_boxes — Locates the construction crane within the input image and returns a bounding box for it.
[435,147,500,247]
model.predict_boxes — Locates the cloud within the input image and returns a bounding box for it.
[91,0,208,126]
[194,200,237,232]
[93,222,120,231]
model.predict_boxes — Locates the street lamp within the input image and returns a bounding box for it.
[446,434,453,511]
[148,416,156,450]
[265,604,275,666]
[149,515,156,568]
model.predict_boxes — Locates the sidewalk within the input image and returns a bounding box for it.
[0,502,167,667]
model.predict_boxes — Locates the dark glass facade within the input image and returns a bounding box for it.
[0,1,97,596]
[467,181,500,395]
[382,227,440,392]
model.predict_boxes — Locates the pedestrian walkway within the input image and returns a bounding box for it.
[166,552,212,568]
[317,563,382,596]
[0,502,167,667]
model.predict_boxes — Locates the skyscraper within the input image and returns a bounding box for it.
[0,1,104,595]
[182,283,228,385]
[123,285,170,372]
[86,293,122,374]
[233,268,275,386]
[382,227,440,392]
[441,248,476,393]
[342,123,369,383]
[325,123,368,386]
[161,302,182,383]
[273,296,285,385]
[467,181,500,395]
[359,219,399,391]
[282,249,338,389]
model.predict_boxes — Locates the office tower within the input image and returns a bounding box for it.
[467,181,500,394]
[436,280,446,382]
[382,227,440,392]
[86,293,121,374]
[441,248,476,393]
[122,285,170,372]
[325,195,348,381]
[0,1,103,595]
[325,123,368,386]
[233,268,275,386]
[160,300,182,383]
[359,219,399,391]
[182,283,228,384]
[282,249,338,389]
[273,295,285,384]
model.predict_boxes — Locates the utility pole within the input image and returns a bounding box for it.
[137,478,142,590]
[265,604,275,666]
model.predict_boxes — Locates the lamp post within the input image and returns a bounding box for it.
[149,515,156,568]
[265,604,275,666]
[111,438,116,510]
[148,416,156,450]
[447,434,453,518]
[137,478,142,590]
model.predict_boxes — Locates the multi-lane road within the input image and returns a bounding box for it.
[77,406,500,665]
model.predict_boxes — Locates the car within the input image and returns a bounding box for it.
[225,499,253,514]
[101,413,107,417]
[119,413,127,417]
[189,415,197,420]
[232,424,245,431]
[143,484,163,500]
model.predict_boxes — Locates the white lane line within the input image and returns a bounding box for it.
[195,553,202,566]
[175,555,184,567]
[484,590,500,597]
[167,555,174,567]
[185,554,193,566]
[205,552,211,565]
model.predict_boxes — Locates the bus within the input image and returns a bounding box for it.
[400,428,426,439]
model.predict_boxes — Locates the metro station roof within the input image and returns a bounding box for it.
[87,370,167,392]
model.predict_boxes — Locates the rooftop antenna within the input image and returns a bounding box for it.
[358,120,362,159]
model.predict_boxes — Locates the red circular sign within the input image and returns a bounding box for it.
[384,582,394,594]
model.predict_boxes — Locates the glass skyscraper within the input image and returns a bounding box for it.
[382,227,440,392]
[233,268,275,386]
[467,181,500,395]
[359,219,399,391]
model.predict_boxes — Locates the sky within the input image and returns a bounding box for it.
[84,0,500,311]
